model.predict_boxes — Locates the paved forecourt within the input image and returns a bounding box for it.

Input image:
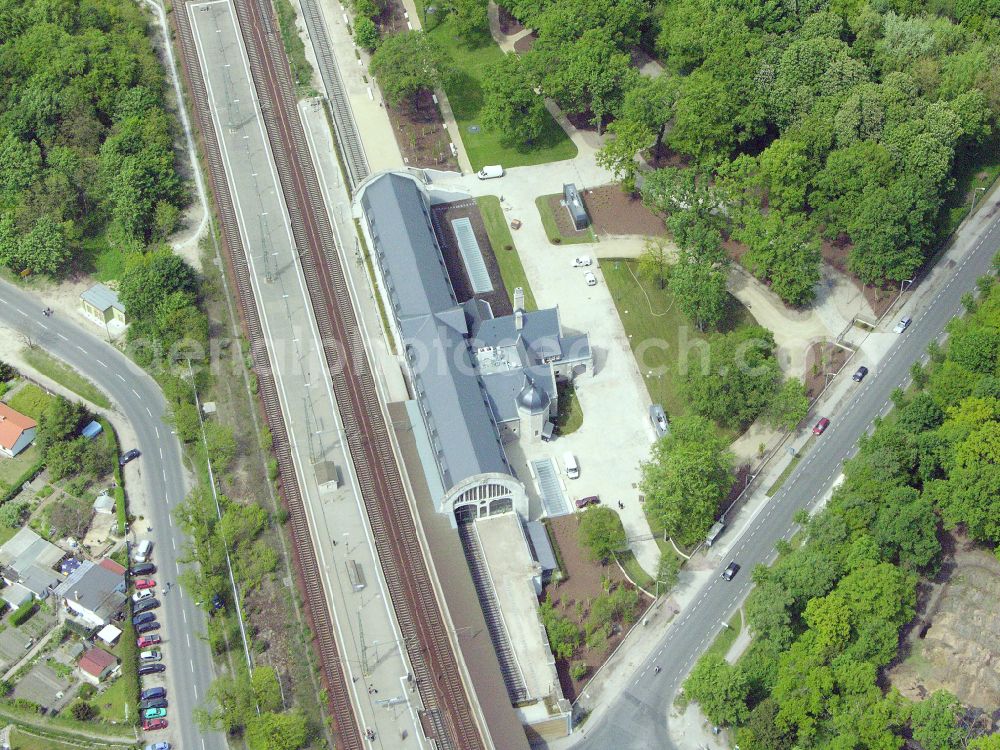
[188,2,427,745]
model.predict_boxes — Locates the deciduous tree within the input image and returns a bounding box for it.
[370,32,447,106]
[481,54,548,148]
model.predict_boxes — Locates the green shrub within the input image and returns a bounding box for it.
[570,660,588,680]
[9,600,37,626]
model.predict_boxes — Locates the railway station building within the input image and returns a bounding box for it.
[357,172,591,528]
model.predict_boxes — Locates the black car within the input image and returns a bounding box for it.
[722,562,741,581]
[136,621,161,635]
[119,448,141,466]
[130,563,156,576]
[132,612,155,626]
[852,366,869,382]
[133,597,160,614]
[139,698,168,710]
[138,663,166,676]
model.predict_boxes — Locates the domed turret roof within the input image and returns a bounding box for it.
[516,377,549,413]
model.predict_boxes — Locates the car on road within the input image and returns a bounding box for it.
[571,256,592,267]
[142,718,168,731]
[852,366,869,382]
[893,316,912,333]
[119,448,141,466]
[140,649,162,662]
[813,417,831,435]
[138,663,166,676]
[141,687,166,701]
[132,612,155,626]
[136,621,161,634]
[132,589,153,602]
[721,562,741,581]
[135,578,156,590]
[145,742,170,750]
[143,707,167,720]
[140,698,168,711]
[130,563,156,576]
[584,271,597,286]
[575,495,600,509]
[133,597,160,614]
[137,634,161,648]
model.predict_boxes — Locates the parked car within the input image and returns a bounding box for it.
[142,718,168,731]
[137,635,162,648]
[476,164,504,180]
[135,578,156,590]
[143,707,167,720]
[893,316,912,334]
[119,448,141,466]
[130,563,156,576]
[140,649,162,662]
[141,687,167,701]
[571,256,592,267]
[138,663,166,676]
[133,597,160,614]
[132,589,153,603]
[140,698,168,711]
[132,612,155,627]
[584,271,597,286]
[575,495,600,509]
[145,742,170,750]
[852,366,869,382]
[812,417,831,435]
[136,621,161,635]
[722,562,741,581]
[649,404,669,438]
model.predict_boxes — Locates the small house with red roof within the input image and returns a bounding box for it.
[0,403,36,458]
[78,647,118,685]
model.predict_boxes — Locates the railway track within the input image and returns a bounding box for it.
[294,0,369,189]
[171,4,365,749]
[175,0,488,748]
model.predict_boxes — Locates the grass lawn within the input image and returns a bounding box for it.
[0,445,41,490]
[477,196,538,310]
[599,258,752,439]
[535,195,597,245]
[7,383,53,420]
[615,549,654,591]
[416,11,577,170]
[9,728,132,750]
[20,349,111,409]
[80,237,125,283]
[554,381,582,436]
[93,674,131,724]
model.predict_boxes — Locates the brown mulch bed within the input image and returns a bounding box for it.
[820,234,897,319]
[513,32,536,53]
[430,199,513,316]
[803,341,850,398]
[584,184,668,237]
[544,515,652,702]
[384,91,460,170]
[723,237,750,263]
[546,194,594,240]
[498,4,525,35]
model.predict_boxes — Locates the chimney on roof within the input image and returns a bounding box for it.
[74,590,80,601]
[514,287,524,331]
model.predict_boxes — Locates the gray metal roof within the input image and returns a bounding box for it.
[524,521,558,572]
[473,309,563,362]
[363,174,510,491]
[481,365,555,423]
[54,560,126,617]
[0,528,63,572]
[80,283,125,313]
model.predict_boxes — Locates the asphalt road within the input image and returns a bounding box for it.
[575,215,1000,750]
[0,279,226,750]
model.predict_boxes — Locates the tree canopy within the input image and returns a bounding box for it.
[370,31,447,106]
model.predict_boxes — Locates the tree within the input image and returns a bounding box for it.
[205,422,237,473]
[250,666,285,713]
[596,117,653,193]
[13,216,72,276]
[669,244,728,331]
[764,379,810,431]
[756,139,812,213]
[746,581,796,649]
[637,239,671,289]
[70,701,97,721]
[38,396,85,451]
[681,326,782,429]
[620,74,678,158]
[447,0,488,43]
[169,402,202,443]
[245,711,308,750]
[354,16,379,51]
[734,209,821,306]
[0,502,26,528]
[370,32,446,106]
[641,416,732,546]
[118,247,199,323]
[668,68,738,162]
[657,552,680,591]
[577,506,626,562]
[683,653,751,726]
[481,54,548,148]
[910,690,965,750]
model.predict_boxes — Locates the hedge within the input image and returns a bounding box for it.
[98,418,128,535]
[0,459,46,507]
[9,601,37,626]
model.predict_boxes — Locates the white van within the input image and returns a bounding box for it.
[563,452,579,479]
[477,164,504,180]
[132,539,153,563]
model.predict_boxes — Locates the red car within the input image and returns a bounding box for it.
[576,495,600,509]
[135,579,156,590]
[813,417,831,435]
[137,634,162,648]
[142,718,168,731]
